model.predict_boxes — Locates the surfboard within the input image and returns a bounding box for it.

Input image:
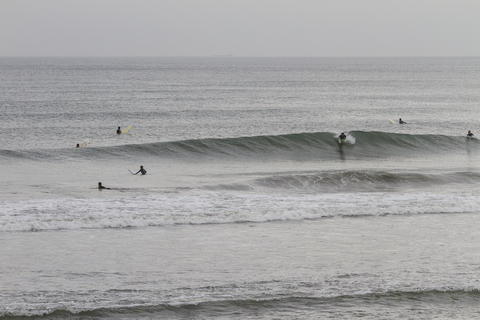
[79,140,89,148]
[388,119,395,124]
[338,138,346,145]
[122,125,132,134]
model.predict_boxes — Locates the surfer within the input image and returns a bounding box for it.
[399,118,407,124]
[134,165,147,175]
[76,143,80,148]
[98,182,110,190]
[467,130,474,137]
[338,132,347,140]
[116,126,122,135]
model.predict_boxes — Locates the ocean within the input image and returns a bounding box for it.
[1,57,480,319]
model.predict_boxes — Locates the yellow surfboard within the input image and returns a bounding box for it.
[122,125,132,134]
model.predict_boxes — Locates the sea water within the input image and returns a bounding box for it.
[2,57,480,319]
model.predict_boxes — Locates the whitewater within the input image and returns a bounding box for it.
[2,57,480,319]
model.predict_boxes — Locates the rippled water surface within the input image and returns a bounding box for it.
[2,57,480,319]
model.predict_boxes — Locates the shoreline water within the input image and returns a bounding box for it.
[2,213,480,319]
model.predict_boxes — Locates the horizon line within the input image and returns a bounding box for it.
[1,55,480,59]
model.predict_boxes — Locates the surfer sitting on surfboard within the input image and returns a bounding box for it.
[133,165,147,175]
[467,130,474,137]
[399,118,407,124]
[116,126,122,134]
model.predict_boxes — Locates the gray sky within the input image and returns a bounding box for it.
[1,0,478,56]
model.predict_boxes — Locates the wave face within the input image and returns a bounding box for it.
[252,170,480,192]
[2,289,479,319]
[0,131,476,161]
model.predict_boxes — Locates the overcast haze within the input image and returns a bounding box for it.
[1,0,479,57]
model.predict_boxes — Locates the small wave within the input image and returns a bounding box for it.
[0,131,477,161]
[253,170,480,192]
[2,289,479,319]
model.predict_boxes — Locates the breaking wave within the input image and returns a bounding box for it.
[252,170,480,192]
[2,189,479,232]
[2,289,479,319]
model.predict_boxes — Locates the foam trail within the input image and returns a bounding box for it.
[1,190,479,232]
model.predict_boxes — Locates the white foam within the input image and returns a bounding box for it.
[1,190,479,232]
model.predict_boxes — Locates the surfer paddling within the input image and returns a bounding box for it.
[399,118,407,124]
[467,130,474,138]
[98,182,110,190]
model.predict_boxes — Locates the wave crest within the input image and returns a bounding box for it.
[253,170,480,192]
[0,131,477,161]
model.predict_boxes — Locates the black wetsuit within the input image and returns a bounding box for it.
[135,167,147,175]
